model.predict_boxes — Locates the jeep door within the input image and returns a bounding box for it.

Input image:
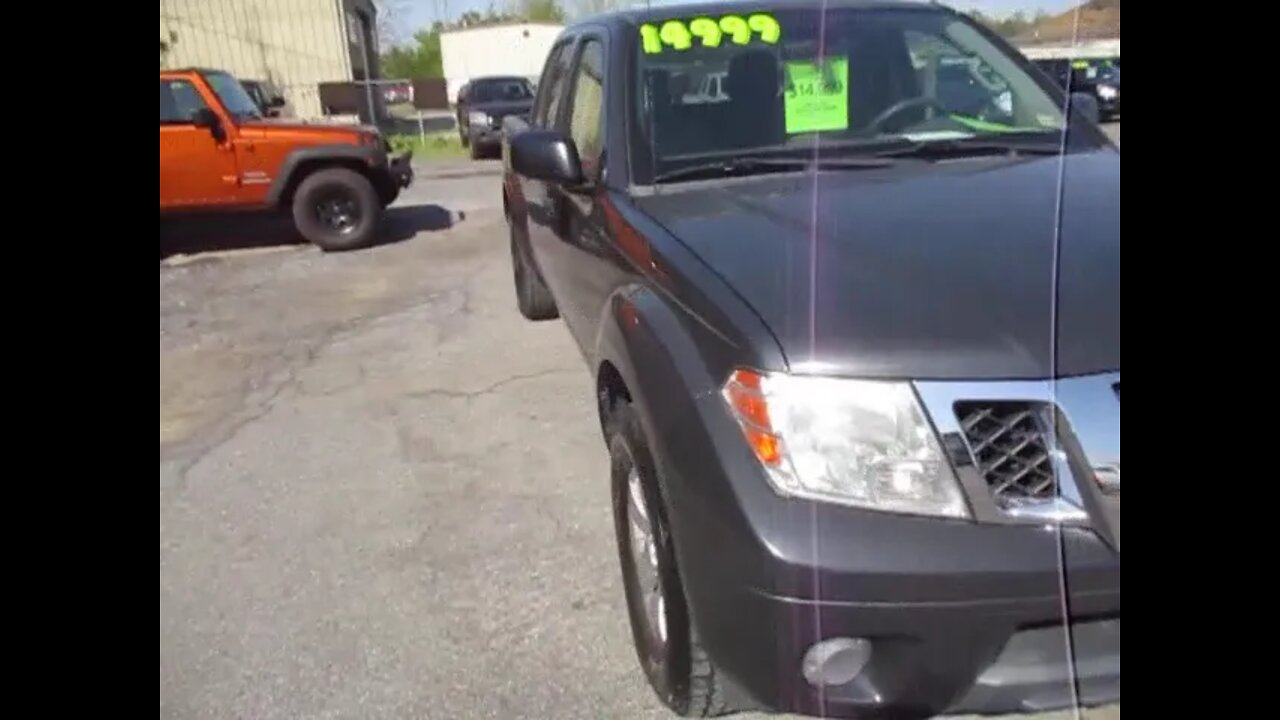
[159,77,239,208]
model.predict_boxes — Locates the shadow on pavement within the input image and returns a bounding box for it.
[160,203,458,260]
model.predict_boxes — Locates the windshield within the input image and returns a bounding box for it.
[470,78,534,103]
[633,7,1083,180]
[205,71,263,120]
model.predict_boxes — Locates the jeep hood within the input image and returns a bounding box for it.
[241,119,380,135]
[634,149,1120,380]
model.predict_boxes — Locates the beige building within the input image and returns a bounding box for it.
[159,0,380,120]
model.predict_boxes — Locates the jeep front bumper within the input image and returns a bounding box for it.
[389,149,414,188]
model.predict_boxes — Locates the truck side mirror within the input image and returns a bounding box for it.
[1068,91,1100,125]
[192,107,226,143]
[510,129,584,187]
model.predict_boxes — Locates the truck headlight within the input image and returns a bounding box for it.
[722,369,970,519]
[1097,84,1118,100]
[468,111,491,127]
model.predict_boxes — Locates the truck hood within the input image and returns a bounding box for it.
[634,148,1120,380]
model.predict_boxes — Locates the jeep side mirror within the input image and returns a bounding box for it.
[510,129,585,187]
[191,108,226,143]
[1068,91,1100,125]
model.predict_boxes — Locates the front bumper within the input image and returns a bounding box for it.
[1096,89,1120,117]
[468,127,502,147]
[647,390,1120,719]
[389,149,414,188]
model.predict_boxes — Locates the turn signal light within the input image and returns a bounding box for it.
[722,368,783,467]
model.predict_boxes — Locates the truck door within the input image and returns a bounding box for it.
[548,35,614,352]
[519,41,577,313]
[160,78,239,208]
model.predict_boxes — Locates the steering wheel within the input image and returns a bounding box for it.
[868,96,952,132]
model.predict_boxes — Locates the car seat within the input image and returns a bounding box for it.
[722,49,784,148]
[844,26,924,133]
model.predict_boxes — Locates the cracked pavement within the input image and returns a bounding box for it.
[160,155,1118,720]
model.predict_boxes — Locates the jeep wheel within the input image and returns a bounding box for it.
[509,219,558,320]
[610,402,729,717]
[292,168,381,252]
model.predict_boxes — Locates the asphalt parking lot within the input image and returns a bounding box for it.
[160,123,1119,720]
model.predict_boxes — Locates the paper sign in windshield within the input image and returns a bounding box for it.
[784,57,848,134]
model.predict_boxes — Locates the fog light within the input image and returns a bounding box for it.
[802,637,872,687]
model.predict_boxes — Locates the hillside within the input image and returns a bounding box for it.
[1017,0,1120,44]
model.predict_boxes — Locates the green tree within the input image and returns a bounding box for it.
[521,0,568,22]
[381,26,444,78]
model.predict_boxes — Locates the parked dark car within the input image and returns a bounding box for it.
[1033,58,1120,120]
[455,75,536,159]
[502,1,1119,718]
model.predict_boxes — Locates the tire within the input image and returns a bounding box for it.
[609,401,730,717]
[291,167,382,252]
[469,139,484,160]
[508,219,558,320]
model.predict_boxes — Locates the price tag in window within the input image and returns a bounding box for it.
[784,57,849,134]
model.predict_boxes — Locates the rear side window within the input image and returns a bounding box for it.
[160,79,208,124]
[567,40,606,178]
[534,42,574,127]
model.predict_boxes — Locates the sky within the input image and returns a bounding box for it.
[396,0,1081,40]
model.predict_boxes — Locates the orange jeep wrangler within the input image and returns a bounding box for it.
[160,68,413,252]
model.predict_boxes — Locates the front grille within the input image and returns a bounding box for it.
[954,401,1057,505]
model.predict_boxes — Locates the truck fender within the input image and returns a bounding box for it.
[592,285,770,710]
[593,286,736,560]
[265,144,384,207]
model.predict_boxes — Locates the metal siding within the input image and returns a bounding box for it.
[160,0,359,119]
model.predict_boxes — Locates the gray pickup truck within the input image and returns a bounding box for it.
[501,1,1120,717]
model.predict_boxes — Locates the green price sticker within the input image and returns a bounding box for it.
[784,57,849,134]
[640,13,781,54]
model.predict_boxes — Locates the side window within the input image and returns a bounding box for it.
[566,40,605,177]
[160,79,208,124]
[534,42,573,128]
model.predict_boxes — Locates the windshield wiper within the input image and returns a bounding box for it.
[653,155,893,183]
[872,136,1063,160]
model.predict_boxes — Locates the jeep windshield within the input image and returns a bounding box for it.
[205,70,264,120]
[631,5,1092,183]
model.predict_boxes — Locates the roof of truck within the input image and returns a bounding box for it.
[575,0,938,29]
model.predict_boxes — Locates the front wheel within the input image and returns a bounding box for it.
[609,402,730,717]
[509,220,558,320]
[291,168,382,252]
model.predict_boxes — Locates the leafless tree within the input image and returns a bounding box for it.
[573,0,630,20]
[373,0,410,48]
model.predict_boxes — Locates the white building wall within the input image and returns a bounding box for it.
[440,23,565,104]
